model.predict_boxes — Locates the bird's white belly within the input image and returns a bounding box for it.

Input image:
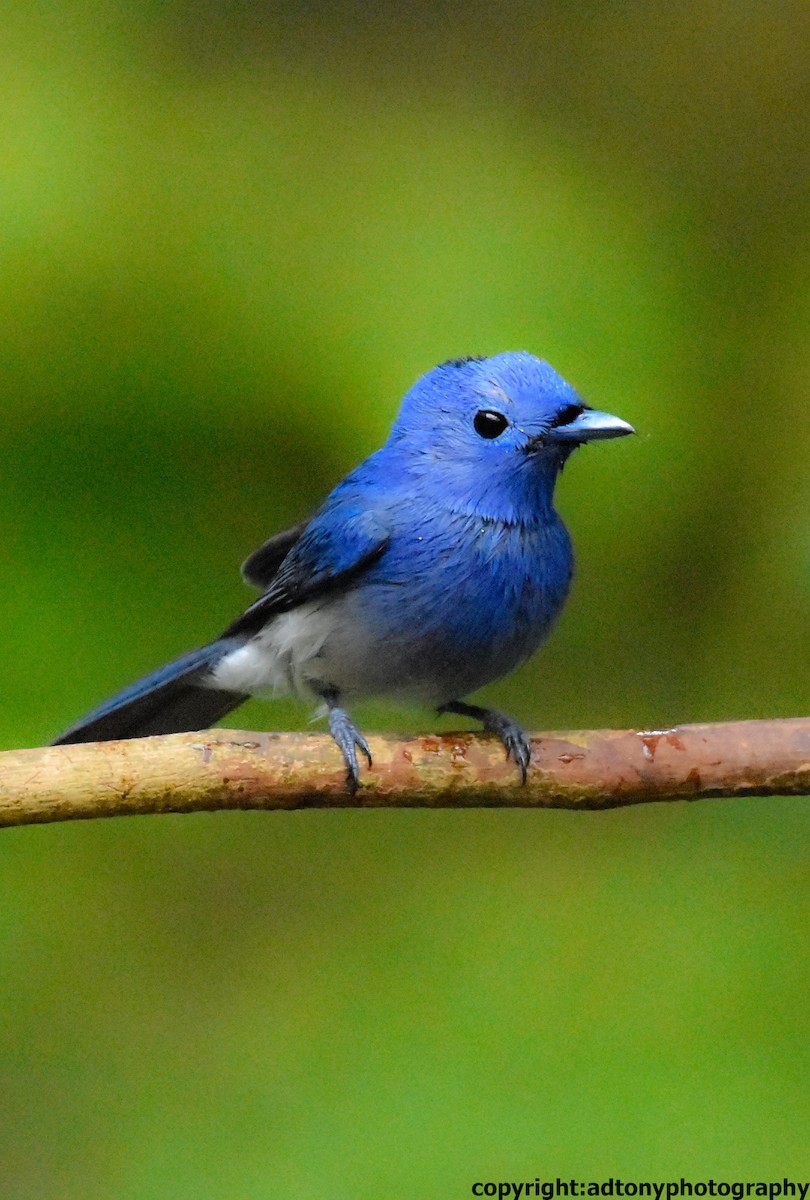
[208,577,549,709]
[210,601,346,698]
[210,592,468,704]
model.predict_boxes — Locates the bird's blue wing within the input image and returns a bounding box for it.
[223,500,390,639]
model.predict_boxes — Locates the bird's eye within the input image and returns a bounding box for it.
[473,410,509,439]
[549,403,585,429]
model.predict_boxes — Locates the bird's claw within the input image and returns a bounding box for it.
[501,726,531,784]
[439,701,531,784]
[328,706,373,792]
[484,713,531,783]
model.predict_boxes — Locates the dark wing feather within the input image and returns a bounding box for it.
[223,502,390,640]
[241,520,309,588]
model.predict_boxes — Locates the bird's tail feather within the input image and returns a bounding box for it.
[52,638,249,745]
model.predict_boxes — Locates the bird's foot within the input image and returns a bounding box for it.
[438,701,531,783]
[327,705,373,792]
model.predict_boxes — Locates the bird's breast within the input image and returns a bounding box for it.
[309,511,573,703]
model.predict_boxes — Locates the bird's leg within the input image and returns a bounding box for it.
[438,700,532,783]
[320,689,373,792]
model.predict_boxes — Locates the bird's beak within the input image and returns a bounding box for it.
[547,409,635,443]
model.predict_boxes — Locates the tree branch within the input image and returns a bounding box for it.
[1,719,809,827]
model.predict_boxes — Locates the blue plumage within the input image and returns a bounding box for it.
[53,352,634,786]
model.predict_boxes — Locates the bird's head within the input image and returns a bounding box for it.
[389,352,633,517]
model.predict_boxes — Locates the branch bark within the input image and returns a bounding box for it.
[1,719,809,827]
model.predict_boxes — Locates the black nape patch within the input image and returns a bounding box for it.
[440,355,485,369]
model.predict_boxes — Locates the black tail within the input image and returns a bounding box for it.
[52,639,249,744]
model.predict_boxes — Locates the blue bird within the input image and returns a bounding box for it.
[53,353,634,787]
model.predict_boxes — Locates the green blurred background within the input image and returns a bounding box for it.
[2,2,810,1195]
